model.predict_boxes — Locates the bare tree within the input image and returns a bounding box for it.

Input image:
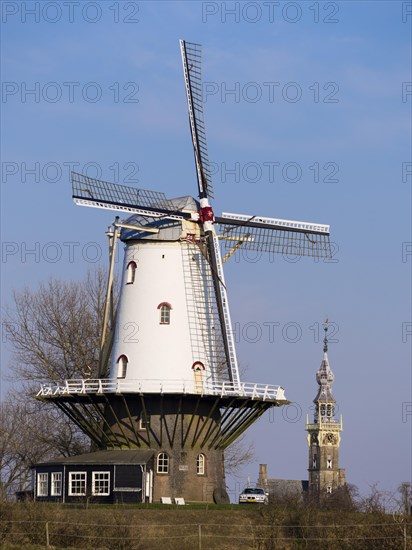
[0,394,38,499]
[0,388,90,500]
[358,482,401,514]
[223,359,257,477]
[3,267,109,383]
[1,268,112,499]
[224,434,256,477]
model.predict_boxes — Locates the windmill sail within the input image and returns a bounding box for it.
[72,172,190,221]
[216,212,332,258]
[180,40,213,199]
[181,39,241,389]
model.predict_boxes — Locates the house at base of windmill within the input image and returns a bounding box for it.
[33,450,154,504]
[32,447,226,504]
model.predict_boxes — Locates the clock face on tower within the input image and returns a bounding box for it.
[323,433,337,445]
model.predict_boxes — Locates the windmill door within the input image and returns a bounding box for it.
[192,362,205,393]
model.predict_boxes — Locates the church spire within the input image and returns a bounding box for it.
[306,319,346,499]
[313,319,335,417]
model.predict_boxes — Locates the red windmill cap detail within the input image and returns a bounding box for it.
[199,206,214,223]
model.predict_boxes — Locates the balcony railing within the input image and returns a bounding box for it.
[306,420,342,431]
[37,378,287,402]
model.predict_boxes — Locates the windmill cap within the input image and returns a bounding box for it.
[120,195,199,242]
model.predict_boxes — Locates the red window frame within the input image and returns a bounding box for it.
[157,302,172,325]
[192,361,205,371]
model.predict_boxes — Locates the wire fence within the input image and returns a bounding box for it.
[1,518,411,549]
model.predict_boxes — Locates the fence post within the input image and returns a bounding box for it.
[198,523,202,550]
[45,522,50,547]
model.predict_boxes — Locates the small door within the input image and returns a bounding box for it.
[192,362,205,393]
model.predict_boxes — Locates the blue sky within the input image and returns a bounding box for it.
[1,1,411,500]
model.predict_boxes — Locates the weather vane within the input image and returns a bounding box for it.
[323,317,329,353]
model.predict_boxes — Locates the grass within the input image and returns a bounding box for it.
[0,501,410,550]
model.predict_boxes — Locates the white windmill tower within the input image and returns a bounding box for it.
[38,40,332,503]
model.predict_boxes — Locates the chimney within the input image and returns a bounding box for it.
[258,463,267,487]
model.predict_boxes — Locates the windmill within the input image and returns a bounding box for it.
[37,40,331,503]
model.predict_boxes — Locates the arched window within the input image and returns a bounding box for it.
[157,302,172,325]
[192,361,205,372]
[157,452,169,474]
[126,261,137,284]
[117,355,128,378]
[196,453,205,476]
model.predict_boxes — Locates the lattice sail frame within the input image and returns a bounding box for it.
[72,172,332,259]
[216,213,331,258]
[72,172,182,218]
[218,225,330,257]
[180,40,214,199]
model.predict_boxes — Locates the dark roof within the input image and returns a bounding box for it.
[34,449,154,467]
[314,353,336,404]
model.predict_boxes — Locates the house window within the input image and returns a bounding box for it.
[126,261,137,284]
[327,459,332,469]
[69,472,87,496]
[157,452,169,474]
[158,302,172,324]
[117,355,128,378]
[196,454,205,476]
[92,472,110,496]
[37,473,48,497]
[51,472,62,496]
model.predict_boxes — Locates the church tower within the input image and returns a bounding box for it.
[306,320,346,499]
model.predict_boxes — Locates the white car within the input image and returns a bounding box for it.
[238,487,269,505]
